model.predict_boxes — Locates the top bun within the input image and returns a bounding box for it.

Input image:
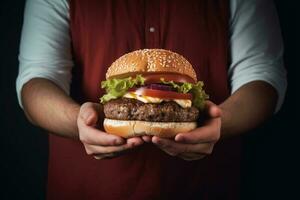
[106,49,197,82]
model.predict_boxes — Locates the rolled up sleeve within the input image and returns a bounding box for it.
[229,0,287,113]
[16,0,72,108]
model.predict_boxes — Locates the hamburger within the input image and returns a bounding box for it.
[100,49,208,138]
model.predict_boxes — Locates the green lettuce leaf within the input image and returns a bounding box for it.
[161,78,209,109]
[189,81,209,109]
[100,75,145,103]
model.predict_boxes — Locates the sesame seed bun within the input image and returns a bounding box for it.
[103,118,197,138]
[106,49,197,82]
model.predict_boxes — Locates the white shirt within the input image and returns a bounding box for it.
[16,0,287,112]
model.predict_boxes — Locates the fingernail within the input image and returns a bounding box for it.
[175,134,183,142]
[152,137,160,144]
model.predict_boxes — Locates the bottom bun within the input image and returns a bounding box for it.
[103,118,197,138]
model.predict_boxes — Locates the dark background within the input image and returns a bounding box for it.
[0,1,298,199]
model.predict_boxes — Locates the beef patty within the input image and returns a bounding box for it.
[103,98,199,122]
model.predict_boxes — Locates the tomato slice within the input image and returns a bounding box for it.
[143,73,196,84]
[110,72,195,84]
[133,88,192,100]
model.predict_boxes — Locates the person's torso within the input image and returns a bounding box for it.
[47,1,241,199]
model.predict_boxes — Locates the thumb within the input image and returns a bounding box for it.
[80,102,101,126]
[205,101,222,118]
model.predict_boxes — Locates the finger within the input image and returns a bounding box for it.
[84,142,134,156]
[93,152,119,160]
[86,138,143,158]
[80,102,101,126]
[93,155,105,160]
[93,150,129,159]
[175,118,221,143]
[205,101,222,118]
[94,144,140,159]
[177,153,206,161]
[152,136,214,156]
[78,119,125,146]
[142,136,152,143]
[152,137,178,156]
[127,137,144,146]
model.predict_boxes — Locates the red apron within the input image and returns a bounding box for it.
[47,1,241,199]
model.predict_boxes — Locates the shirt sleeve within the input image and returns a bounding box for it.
[16,0,72,108]
[229,0,287,113]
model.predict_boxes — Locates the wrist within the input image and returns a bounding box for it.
[64,102,81,139]
[219,104,233,139]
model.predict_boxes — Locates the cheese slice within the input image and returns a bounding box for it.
[123,92,192,108]
[173,99,192,108]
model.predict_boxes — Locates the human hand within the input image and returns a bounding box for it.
[77,102,144,159]
[150,101,221,161]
